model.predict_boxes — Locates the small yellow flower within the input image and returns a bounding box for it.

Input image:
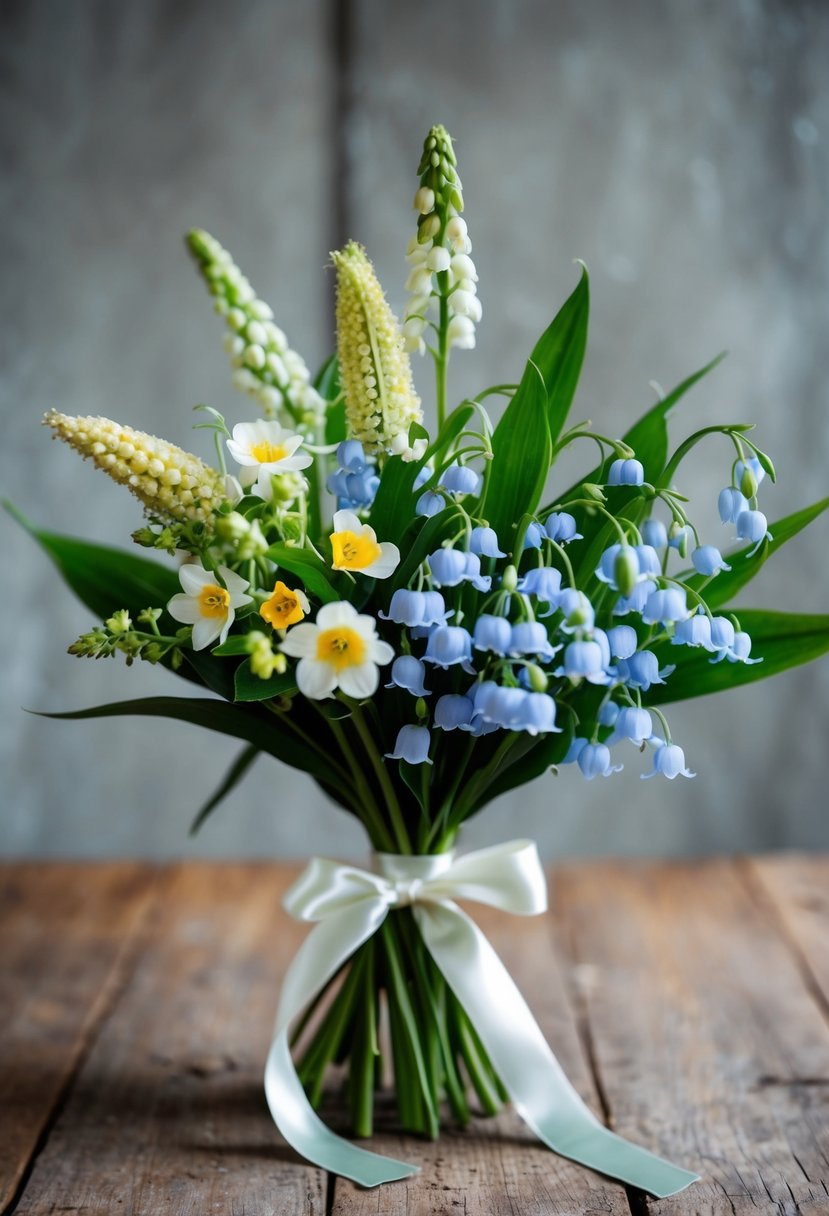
[329,509,400,579]
[260,580,311,630]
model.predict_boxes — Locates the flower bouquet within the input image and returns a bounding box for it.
[11,124,829,1194]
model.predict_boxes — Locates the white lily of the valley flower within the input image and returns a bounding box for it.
[226,420,312,489]
[280,600,394,699]
[167,562,252,650]
[329,509,400,578]
[389,432,428,463]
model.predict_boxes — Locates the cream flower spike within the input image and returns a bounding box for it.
[331,241,422,453]
[329,509,400,579]
[44,411,224,522]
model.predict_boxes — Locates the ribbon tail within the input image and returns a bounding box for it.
[265,904,419,1187]
[414,902,699,1199]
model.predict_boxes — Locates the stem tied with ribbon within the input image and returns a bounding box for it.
[265,839,699,1195]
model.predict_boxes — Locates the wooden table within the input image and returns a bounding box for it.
[2,858,827,1215]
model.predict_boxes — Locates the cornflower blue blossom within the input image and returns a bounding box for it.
[427,548,467,587]
[518,566,563,605]
[707,617,736,662]
[513,692,561,736]
[469,526,505,558]
[592,628,612,668]
[607,458,644,487]
[557,589,595,632]
[555,640,611,685]
[380,589,448,627]
[441,463,481,496]
[641,519,668,549]
[509,621,557,659]
[561,736,588,765]
[613,579,657,617]
[641,742,695,780]
[578,742,623,779]
[736,509,772,555]
[434,693,475,730]
[617,650,674,691]
[416,490,445,517]
[718,487,749,524]
[326,440,380,510]
[462,552,492,591]
[473,614,512,655]
[606,625,638,660]
[598,700,620,727]
[545,512,582,544]
[423,625,474,670]
[476,685,528,728]
[611,706,653,746]
[386,724,432,765]
[672,612,713,649]
[692,546,731,576]
[641,587,689,626]
[635,545,662,577]
[386,655,430,696]
[523,522,545,549]
[727,631,762,664]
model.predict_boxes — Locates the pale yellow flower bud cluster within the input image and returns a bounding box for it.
[332,242,423,452]
[44,411,224,522]
[187,229,323,423]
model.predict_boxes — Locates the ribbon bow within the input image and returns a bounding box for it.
[265,839,698,1195]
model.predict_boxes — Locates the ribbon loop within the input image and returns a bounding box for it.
[266,840,699,1196]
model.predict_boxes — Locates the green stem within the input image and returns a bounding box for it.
[435,285,449,431]
[324,711,395,852]
[347,701,412,854]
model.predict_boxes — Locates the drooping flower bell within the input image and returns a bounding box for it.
[386,724,433,765]
[545,512,582,544]
[641,742,695,780]
[607,458,644,487]
[691,545,731,577]
[577,742,623,779]
[386,655,431,696]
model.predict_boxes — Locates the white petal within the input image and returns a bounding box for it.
[179,564,212,595]
[338,662,379,699]
[238,464,258,487]
[167,593,200,624]
[280,623,320,658]
[316,600,359,631]
[363,542,400,579]
[219,566,250,595]
[296,589,311,613]
[217,608,236,645]
[368,638,395,667]
[296,658,338,699]
[226,438,256,467]
[229,591,253,610]
[277,451,313,471]
[192,616,225,650]
[332,509,364,534]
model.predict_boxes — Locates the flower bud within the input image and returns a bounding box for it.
[525,663,549,693]
[613,546,640,598]
[501,564,518,592]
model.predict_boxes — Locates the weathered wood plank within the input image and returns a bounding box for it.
[13,864,326,1216]
[555,859,829,1214]
[748,855,829,1018]
[0,862,156,1213]
[332,898,632,1215]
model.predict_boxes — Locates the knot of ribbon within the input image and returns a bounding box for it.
[265,839,698,1195]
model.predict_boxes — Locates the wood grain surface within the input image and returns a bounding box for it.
[1,857,827,1215]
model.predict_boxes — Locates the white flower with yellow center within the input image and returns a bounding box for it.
[280,601,394,699]
[167,562,252,650]
[226,420,312,496]
[329,509,400,579]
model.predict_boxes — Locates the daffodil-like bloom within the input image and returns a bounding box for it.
[167,561,252,650]
[260,580,310,631]
[44,411,225,522]
[331,241,422,451]
[280,600,394,699]
[329,509,400,578]
[225,420,312,499]
[187,229,323,422]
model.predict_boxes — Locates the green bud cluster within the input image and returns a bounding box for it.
[414,125,463,243]
[68,608,182,668]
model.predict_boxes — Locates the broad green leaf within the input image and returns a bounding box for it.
[646,610,829,705]
[234,659,297,701]
[368,454,424,542]
[315,355,347,446]
[266,543,339,603]
[483,361,552,545]
[683,497,829,610]
[624,353,725,482]
[189,744,259,835]
[530,264,589,444]
[212,636,253,657]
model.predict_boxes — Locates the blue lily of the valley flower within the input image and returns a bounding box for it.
[555,640,610,685]
[513,692,561,736]
[692,545,731,576]
[427,548,467,587]
[469,526,505,558]
[611,706,653,746]
[518,566,563,606]
[386,724,433,765]
[380,588,449,627]
[509,621,556,659]
[736,509,772,556]
[641,742,695,780]
[617,650,674,691]
[462,552,492,591]
[578,742,623,779]
[557,588,595,632]
[434,693,475,730]
[606,625,638,659]
[561,736,588,764]
[727,631,762,664]
[337,440,369,471]
[423,625,474,670]
[473,614,512,655]
[523,522,545,549]
[545,512,582,544]
[672,612,713,649]
[441,464,481,496]
[641,587,689,626]
[475,685,527,728]
[668,524,693,552]
[598,700,620,727]
[718,486,749,524]
[416,490,445,517]
[612,578,657,616]
[386,655,430,696]
[641,518,668,549]
[607,458,644,487]
[734,456,765,494]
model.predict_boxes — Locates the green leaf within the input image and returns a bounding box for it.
[628,353,725,483]
[368,454,424,542]
[314,355,347,446]
[424,402,475,463]
[466,728,573,814]
[266,543,339,603]
[683,497,829,610]
[646,610,829,705]
[189,744,259,835]
[483,361,552,545]
[234,659,297,702]
[212,636,254,657]
[530,264,589,444]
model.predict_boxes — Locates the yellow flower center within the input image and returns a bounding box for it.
[260,580,306,629]
[330,529,382,570]
[250,441,289,464]
[316,626,367,671]
[198,584,231,618]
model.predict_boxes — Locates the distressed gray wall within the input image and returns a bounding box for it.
[1,0,827,860]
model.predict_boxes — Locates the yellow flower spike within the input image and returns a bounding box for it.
[260,580,311,631]
[331,241,422,452]
[44,411,225,522]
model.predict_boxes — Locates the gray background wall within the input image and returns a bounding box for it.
[2,0,827,860]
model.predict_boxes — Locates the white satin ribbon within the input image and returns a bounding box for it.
[265,839,699,1195]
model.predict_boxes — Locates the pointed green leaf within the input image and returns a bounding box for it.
[212,636,253,657]
[367,454,424,541]
[529,264,589,444]
[646,610,829,705]
[189,744,259,835]
[234,658,297,702]
[483,362,552,545]
[683,497,829,610]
